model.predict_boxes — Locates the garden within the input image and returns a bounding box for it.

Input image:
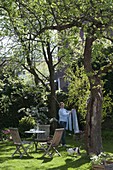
[0,130,113,170]
[0,0,113,170]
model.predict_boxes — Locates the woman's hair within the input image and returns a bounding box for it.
[59,102,64,107]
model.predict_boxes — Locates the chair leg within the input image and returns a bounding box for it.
[12,146,22,157]
[40,143,47,152]
[42,145,53,158]
[34,141,38,152]
[12,145,31,158]
[53,147,61,156]
[20,145,30,158]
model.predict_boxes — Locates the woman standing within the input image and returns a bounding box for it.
[58,102,71,146]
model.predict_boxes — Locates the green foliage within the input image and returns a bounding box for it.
[1,129,11,141]
[55,91,68,112]
[18,115,35,137]
[32,108,49,125]
[66,62,113,124]
[1,0,113,154]
[56,91,68,104]
[0,71,45,130]
[92,39,113,71]
[90,152,113,165]
[66,65,90,119]
[18,106,49,125]
[102,91,113,118]
[102,130,113,141]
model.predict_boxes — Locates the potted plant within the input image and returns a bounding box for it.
[90,152,113,170]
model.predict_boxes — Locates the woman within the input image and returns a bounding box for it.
[58,102,71,146]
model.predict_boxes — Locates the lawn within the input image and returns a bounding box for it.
[0,131,113,170]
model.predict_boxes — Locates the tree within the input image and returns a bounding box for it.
[38,0,113,155]
[0,0,65,118]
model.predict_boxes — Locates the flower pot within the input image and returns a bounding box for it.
[92,164,105,170]
[105,161,113,170]
[92,162,113,170]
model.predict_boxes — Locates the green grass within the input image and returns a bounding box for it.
[0,132,113,170]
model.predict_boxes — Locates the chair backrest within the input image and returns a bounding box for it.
[51,128,64,146]
[37,125,50,140]
[39,125,50,137]
[9,128,22,145]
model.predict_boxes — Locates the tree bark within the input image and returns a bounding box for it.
[49,74,57,118]
[86,75,103,155]
[84,37,103,155]
[43,42,57,118]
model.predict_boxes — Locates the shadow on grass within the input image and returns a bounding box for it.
[44,153,90,170]
[0,156,10,163]
[0,147,15,153]
[0,155,34,163]
[37,156,53,163]
[0,141,34,163]
[12,155,34,159]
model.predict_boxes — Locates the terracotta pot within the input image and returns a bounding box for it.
[92,162,113,170]
[92,164,105,170]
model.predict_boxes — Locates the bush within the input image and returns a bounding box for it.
[0,75,45,130]
[19,116,35,137]
[19,107,50,125]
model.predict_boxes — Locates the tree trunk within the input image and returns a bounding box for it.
[86,75,103,155]
[84,37,103,155]
[46,42,57,118]
[48,66,57,118]
[49,89,57,118]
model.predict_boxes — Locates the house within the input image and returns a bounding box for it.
[54,67,69,92]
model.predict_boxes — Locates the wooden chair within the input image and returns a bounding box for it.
[37,124,50,141]
[42,128,64,158]
[9,128,32,158]
[35,125,50,151]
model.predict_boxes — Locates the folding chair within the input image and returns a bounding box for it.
[42,128,64,158]
[34,125,50,151]
[9,128,32,158]
[37,125,50,141]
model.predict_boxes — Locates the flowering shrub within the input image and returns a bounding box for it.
[2,129,11,140]
[90,152,113,165]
